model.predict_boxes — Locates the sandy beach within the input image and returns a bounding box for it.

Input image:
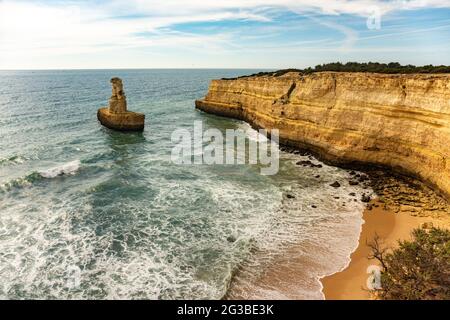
[321,200,450,300]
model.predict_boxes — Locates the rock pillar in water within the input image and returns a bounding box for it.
[97,77,145,131]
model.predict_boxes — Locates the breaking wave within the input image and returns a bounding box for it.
[38,160,81,179]
[0,160,81,192]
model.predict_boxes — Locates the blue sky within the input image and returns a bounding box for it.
[0,0,449,69]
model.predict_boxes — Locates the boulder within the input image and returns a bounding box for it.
[330,181,341,188]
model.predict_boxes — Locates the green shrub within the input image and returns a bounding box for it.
[368,227,450,300]
[222,62,450,79]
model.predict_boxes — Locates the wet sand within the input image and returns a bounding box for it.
[321,201,450,300]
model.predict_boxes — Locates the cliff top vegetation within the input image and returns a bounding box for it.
[223,62,450,80]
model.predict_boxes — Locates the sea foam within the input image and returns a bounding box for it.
[0,160,82,193]
[39,160,81,179]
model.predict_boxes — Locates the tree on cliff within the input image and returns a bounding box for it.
[225,62,450,80]
[309,62,450,74]
[368,227,450,300]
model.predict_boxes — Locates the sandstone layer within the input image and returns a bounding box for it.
[97,108,145,132]
[195,72,450,199]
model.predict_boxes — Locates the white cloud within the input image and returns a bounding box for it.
[116,0,450,16]
[0,0,449,68]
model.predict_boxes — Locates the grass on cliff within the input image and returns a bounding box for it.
[368,227,450,300]
[222,62,450,80]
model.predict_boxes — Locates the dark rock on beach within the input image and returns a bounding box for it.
[358,175,369,182]
[330,181,341,188]
[296,160,323,168]
[297,160,312,166]
[361,194,371,203]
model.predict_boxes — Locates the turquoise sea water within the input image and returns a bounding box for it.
[0,70,369,299]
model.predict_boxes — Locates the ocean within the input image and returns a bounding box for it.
[0,69,369,299]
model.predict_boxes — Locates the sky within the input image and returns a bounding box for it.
[0,0,449,69]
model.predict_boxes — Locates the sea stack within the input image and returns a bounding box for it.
[97,77,145,131]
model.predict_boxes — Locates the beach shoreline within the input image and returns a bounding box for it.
[223,149,450,300]
[320,199,450,300]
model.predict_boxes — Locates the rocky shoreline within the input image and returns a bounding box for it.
[279,145,450,217]
[281,146,450,300]
[221,143,450,300]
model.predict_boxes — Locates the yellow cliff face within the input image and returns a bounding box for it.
[195,72,450,198]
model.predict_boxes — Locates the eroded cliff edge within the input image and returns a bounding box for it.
[195,72,450,199]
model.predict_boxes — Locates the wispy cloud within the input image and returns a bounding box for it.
[0,0,449,69]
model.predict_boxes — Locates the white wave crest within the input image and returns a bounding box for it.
[39,160,81,179]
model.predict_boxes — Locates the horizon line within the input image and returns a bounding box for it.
[0,67,275,71]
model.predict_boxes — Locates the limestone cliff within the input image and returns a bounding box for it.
[195,72,450,199]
